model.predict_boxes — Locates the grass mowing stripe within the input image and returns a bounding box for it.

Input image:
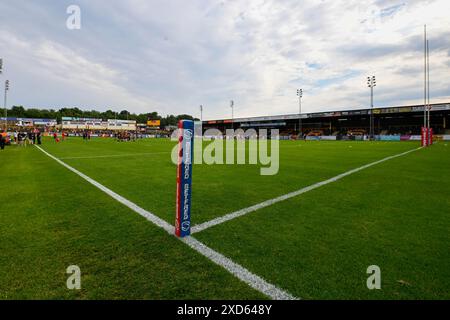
[35,145,173,233]
[59,152,170,160]
[191,146,422,234]
[40,138,418,225]
[34,145,297,300]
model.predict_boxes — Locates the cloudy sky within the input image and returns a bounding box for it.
[0,0,449,119]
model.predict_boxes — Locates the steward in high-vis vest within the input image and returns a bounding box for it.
[0,131,6,150]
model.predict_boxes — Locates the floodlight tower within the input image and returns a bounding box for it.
[0,58,4,130]
[296,88,303,136]
[230,100,234,130]
[367,76,376,139]
[200,105,203,122]
[4,79,9,131]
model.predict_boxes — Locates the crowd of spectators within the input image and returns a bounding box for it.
[0,129,42,150]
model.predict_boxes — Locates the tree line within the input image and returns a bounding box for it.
[5,106,198,127]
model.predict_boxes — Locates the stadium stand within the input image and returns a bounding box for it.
[202,102,450,140]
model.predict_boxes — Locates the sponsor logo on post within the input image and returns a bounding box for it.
[175,120,194,237]
[428,127,433,145]
[421,126,428,147]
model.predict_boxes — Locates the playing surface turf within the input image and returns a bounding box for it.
[0,137,449,299]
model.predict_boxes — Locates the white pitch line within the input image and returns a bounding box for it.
[191,146,422,234]
[59,152,170,160]
[34,145,296,300]
[181,236,296,300]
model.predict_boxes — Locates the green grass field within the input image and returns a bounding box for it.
[0,137,449,299]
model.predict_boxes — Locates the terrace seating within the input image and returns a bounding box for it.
[347,129,366,136]
[307,130,323,136]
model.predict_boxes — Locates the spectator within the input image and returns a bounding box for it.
[0,131,5,150]
[27,131,34,145]
[18,132,25,147]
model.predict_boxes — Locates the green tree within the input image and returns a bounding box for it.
[5,105,196,125]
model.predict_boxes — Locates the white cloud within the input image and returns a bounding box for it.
[0,30,157,112]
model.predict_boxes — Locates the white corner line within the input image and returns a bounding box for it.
[191,146,423,234]
[34,145,297,300]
